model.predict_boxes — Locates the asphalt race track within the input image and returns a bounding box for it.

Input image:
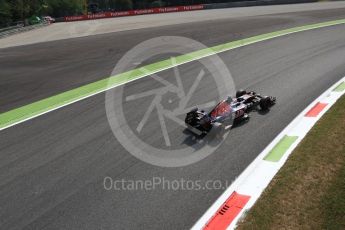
[2,7,345,113]
[1,6,345,230]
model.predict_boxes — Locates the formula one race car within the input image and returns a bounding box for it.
[185,90,276,136]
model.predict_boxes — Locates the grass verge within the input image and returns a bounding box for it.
[237,95,345,230]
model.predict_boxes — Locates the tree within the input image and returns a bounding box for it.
[98,0,133,11]
[7,0,46,21]
[115,0,133,10]
[150,0,165,8]
[44,0,84,17]
[0,0,11,26]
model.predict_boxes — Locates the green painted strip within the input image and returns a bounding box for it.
[333,82,345,92]
[264,135,298,162]
[1,18,345,130]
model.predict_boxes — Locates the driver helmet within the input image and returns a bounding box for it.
[226,96,233,103]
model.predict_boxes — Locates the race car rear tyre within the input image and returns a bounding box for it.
[260,96,271,110]
[236,89,247,98]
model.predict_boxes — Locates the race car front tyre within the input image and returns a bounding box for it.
[260,96,271,110]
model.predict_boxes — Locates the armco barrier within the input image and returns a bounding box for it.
[0,22,50,39]
[64,5,204,22]
[0,25,23,33]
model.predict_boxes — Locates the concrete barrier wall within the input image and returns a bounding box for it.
[62,0,318,22]
[64,5,204,22]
